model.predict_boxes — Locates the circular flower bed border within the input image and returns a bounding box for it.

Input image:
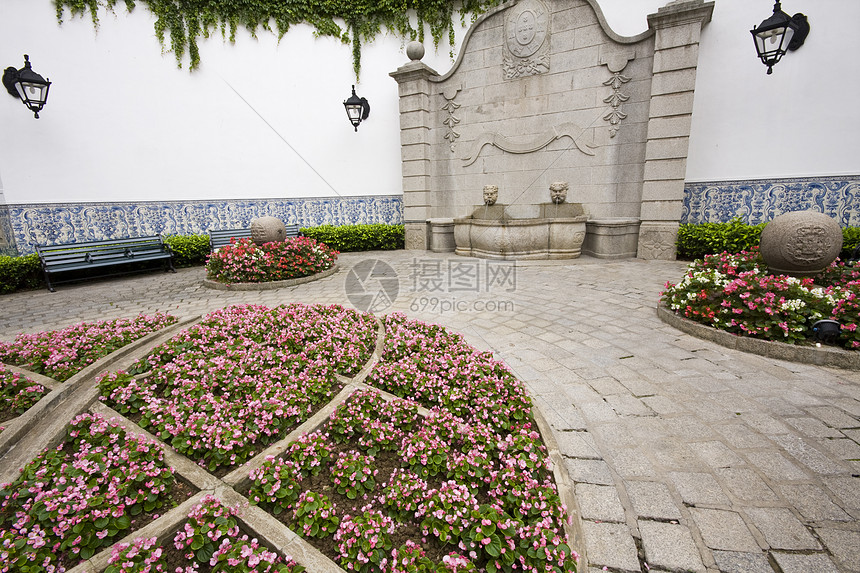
[203,264,339,291]
[657,304,860,370]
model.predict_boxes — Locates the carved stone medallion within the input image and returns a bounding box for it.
[503,0,550,79]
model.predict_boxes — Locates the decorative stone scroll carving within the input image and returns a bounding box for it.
[441,86,462,152]
[503,0,550,79]
[461,123,597,166]
[600,50,635,138]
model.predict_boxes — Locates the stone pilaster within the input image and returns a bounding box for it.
[638,0,714,259]
[390,61,438,250]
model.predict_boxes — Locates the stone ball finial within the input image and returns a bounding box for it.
[759,211,843,277]
[250,216,287,245]
[482,184,499,206]
[406,41,425,61]
[549,181,569,204]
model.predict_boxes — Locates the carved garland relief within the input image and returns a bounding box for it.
[503,0,550,79]
[441,86,462,153]
[600,51,635,138]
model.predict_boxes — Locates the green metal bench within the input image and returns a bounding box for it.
[36,235,176,292]
[209,225,302,251]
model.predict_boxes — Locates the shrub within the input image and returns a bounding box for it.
[676,219,766,260]
[0,253,43,294]
[842,227,860,260]
[300,224,404,252]
[164,233,210,267]
[678,220,860,261]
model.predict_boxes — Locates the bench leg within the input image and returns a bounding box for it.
[165,258,176,273]
[43,270,55,293]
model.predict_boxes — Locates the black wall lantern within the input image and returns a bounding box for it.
[751,2,810,74]
[343,85,370,131]
[3,55,51,119]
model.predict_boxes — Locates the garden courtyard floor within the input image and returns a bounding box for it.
[1,251,859,573]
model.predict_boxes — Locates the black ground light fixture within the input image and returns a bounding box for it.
[3,55,51,118]
[751,2,810,74]
[812,320,841,344]
[343,85,370,131]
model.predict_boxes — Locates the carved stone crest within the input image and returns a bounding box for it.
[503,0,550,79]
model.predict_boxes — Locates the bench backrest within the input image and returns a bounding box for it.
[36,236,169,266]
[209,225,302,250]
[209,228,253,250]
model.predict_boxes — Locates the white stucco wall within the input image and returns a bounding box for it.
[0,0,462,205]
[686,0,860,181]
[1,0,858,207]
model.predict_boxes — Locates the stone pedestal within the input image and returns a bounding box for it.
[428,218,456,252]
[583,219,641,259]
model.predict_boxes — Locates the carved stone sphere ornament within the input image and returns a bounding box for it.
[250,216,287,245]
[549,181,569,204]
[759,211,843,277]
[483,185,499,206]
[406,41,425,61]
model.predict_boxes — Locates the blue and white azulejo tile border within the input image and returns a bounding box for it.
[683,175,860,227]
[6,195,403,255]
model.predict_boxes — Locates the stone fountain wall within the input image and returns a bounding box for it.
[391,0,714,259]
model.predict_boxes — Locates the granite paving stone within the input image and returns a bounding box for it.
[715,468,780,502]
[815,527,860,571]
[689,508,761,552]
[743,507,820,550]
[638,520,706,572]
[778,483,853,522]
[581,520,642,572]
[575,483,627,523]
[771,552,840,573]
[712,550,776,573]
[625,481,682,520]
[671,471,732,506]
[3,253,860,573]
[742,450,810,481]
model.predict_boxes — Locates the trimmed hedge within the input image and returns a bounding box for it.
[300,224,404,252]
[676,219,766,260]
[164,234,211,267]
[678,219,860,260]
[0,254,44,294]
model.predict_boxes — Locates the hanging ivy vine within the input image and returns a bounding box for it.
[53,0,502,78]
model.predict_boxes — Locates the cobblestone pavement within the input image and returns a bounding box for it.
[1,251,859,573]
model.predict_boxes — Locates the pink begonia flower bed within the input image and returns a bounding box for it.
[0,314,178,382]
[2,304,577,572]
[246,312,578,572]
[0,413,185,572]
[98,304,379,473]
[105,495,305,573]
[0,368,48,424]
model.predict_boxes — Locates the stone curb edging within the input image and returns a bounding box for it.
[202,264,339,291]
[531,404,587,569]
[656,303,860,370]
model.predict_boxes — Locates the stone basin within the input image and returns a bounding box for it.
[454,203,588,260]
